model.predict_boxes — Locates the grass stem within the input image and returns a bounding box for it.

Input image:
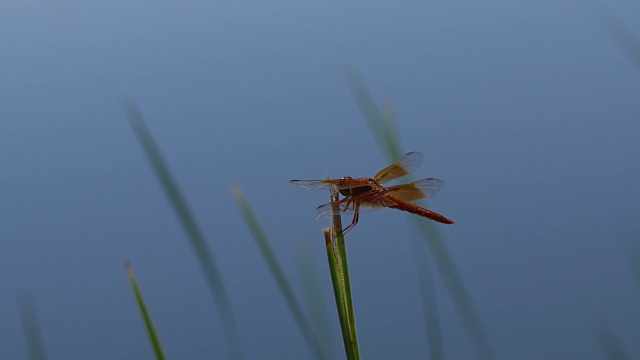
[231,184,326,360]
[126,264,166,360]
[123,101,244,360]
[325,188,360,360]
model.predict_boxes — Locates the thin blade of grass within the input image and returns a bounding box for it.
[346,69,496,360]
[581,0,640,72]
[296,241,336,358]
[325,187,360,360]
[230,184,326,360]
[18,291,46,360]
[125,264,166,360]
[123,101,244,360]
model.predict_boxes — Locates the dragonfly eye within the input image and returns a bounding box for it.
[342,176,353,180]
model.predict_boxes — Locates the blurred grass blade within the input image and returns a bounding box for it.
[325,188,360,360]
[123,101,244,360]
[126,264,166,360]
[595,322,631,360]
[624,244,640,292]
[416,221,494,360]
[296,241,336,358]
[346,70,496,360]
[18,291,46,360]
[581,0,640,71]
[231,184,326,360]
[409,235,443,360]
[345,69,403,159]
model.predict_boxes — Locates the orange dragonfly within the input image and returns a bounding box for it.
[289,151,454,235]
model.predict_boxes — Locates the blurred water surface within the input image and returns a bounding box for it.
[1,1,640,359]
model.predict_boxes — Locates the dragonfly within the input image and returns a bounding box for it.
[289,151,454,236]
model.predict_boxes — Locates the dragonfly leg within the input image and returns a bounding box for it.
[337,202,360,238]
[341,198,353,212]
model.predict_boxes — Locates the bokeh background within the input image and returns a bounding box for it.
[2,1,640,359]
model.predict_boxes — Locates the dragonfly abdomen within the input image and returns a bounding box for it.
[385,194,455,224]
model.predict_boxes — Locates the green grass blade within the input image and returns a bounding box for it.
[346,70,496,360]
[123,101,245,360]
[230,184,326,360]
[325,188,360,360]
[581,0,640,71]
[296,242,336,359]
[125,264,166,360]
[18,291,46,360]
[325,229,355,360]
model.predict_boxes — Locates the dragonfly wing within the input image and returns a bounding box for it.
[374,152,424,184]
[386,178,444,201]
[315,193,392,216]
[289,179,372,191]
[289,180,336,190]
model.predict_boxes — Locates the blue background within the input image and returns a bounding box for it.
[2,1,640,359]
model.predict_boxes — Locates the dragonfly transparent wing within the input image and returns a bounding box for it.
[386,178,444,201]
[289,179,372,191]
[373,152,424,184]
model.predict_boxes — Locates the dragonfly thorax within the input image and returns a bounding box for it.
[338,177,383,197]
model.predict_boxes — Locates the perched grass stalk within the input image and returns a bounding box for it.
[18,291,46,360]
[296,242,336,358]
[230,184,326,360]
[123,101,244,360]
[324,229,353,358]
[346,70,496,359]
[325,187,360,360]
[125,264,166,360]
